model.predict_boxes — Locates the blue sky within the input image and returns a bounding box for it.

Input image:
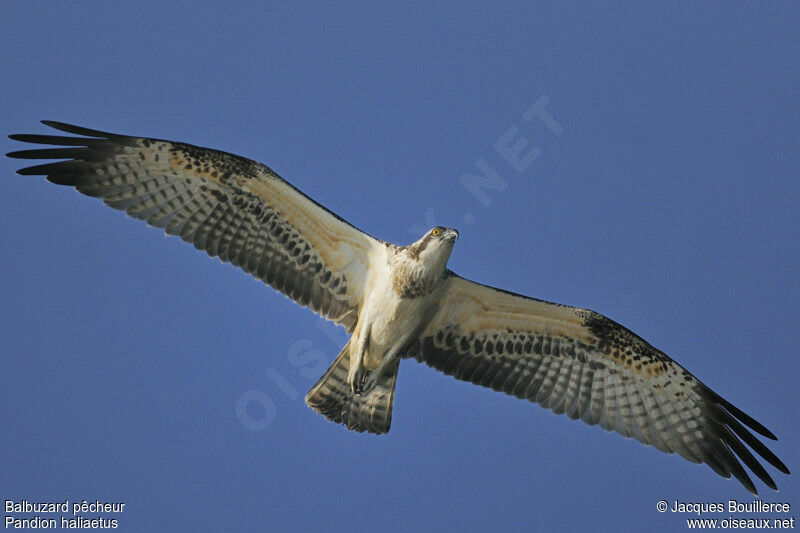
[2,2,798,531]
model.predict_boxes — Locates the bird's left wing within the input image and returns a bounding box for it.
[407,272,788,494]
[8,121,385,332]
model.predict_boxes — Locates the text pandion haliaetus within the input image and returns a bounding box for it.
[7,121,789,494]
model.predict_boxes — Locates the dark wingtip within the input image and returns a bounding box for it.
[40,120,65,129]
[755,423,778,441]
[16,166,40,175]
[6,148,87,160]
[40,120,113,138]
[7,149,39,159]
[762,449,790,476]
[705,387,778,440]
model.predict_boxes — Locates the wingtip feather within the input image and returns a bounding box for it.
[705,387,778,440]
[40,120,113,138]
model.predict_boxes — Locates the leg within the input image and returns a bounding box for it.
[362,333,414,395]
[305,339,401,434]
[347,323,371,394]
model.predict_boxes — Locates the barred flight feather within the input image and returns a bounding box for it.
[8,121,383,332]
[406,273,789,495]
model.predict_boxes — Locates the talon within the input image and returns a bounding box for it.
[353,370,370,396]
[347,365,365,395]
[362,371,379,395]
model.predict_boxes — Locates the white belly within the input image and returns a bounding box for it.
[356,262,437,368]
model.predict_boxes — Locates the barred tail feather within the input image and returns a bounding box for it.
[305,341,399,434]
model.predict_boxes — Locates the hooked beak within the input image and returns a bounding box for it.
[445,228,459,241]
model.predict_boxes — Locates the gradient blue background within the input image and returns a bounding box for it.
[2,3,798,531]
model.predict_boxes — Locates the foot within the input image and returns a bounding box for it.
[347,363,366,395]
[361,370,380,395]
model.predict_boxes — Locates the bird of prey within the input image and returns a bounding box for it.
[7,121,788,494]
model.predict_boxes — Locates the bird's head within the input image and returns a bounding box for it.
[426,226,459,243]
[404,226,459,267]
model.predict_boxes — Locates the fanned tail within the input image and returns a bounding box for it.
[305,341,399,434]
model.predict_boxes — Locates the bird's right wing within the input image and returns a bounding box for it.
[406,273,788,494]
[8,121,386,332]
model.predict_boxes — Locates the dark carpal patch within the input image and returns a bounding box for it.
[579,309,671,376]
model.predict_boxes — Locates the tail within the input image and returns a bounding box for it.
[305,341,400,434]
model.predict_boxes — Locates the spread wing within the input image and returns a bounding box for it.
[8,121,384,332]
[407,273,789,494]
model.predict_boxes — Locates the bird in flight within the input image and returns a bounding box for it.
[7,121,788,494]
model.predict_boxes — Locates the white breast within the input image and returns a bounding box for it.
[357,247,440,366]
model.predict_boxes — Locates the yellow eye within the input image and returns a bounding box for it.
[432,229,441,236]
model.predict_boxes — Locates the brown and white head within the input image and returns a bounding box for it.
[404,226,459,273]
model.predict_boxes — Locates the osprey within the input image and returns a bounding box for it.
[7,121,788,494]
